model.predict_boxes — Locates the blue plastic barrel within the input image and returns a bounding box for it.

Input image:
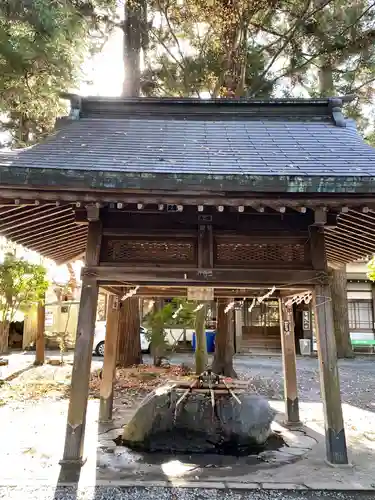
[192,330,216,353]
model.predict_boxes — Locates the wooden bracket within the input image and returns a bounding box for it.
[86,204,100,221]
[313,208,327,226]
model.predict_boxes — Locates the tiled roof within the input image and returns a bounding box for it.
[1,96,375,177]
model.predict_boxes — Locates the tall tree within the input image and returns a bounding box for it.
[115,1,147,366]
[141,0,375,136]
[122,0,147,96]
[212,299,237,378]
[0,0,116,147]
[269,0,375,132]
[141,0,276,97]
[116,296,142,367]
[329,268,354,358]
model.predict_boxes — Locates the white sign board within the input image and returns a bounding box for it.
[45,311,54,327]
[187,287,214,301]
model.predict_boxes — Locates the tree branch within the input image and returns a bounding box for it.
[157,0,202,97]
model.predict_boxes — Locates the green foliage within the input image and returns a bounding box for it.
[367,257,375,282]
[3,0,375,145]
[143,0,276,97]
[144,302,170,345]
[0,253,49,323]
[144,298,196,330]
[142,0,375,134]
[0,0,116,147]
[144,298,198,364]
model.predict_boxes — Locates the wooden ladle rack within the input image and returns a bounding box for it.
[170,369,249,415]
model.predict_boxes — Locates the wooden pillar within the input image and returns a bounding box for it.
[371,283,375,336]
[60,217,101,465]
[313,284,348,465]
[195,302,207,374]
[34,300,45,365]
[279,298,300,425]
[310,225,348,465]
[99,295,120,422]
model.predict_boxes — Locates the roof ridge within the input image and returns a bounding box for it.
[61,92,355,106]
[58,94,355,128]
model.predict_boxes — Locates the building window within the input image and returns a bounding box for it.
[348,300,373,331]
[244,300,279,327]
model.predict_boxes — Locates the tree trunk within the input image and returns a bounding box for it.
[123,0,146,97]
[116,297,142,367]
[318,59,334,96]
[212,299,237,378]
[330,268,354,358]
[34,300,45,365]
[151,299,164,367]
[0,321,10,354]
[195,303,207,374]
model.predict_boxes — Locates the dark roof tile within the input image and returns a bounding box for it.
[1,97,375,178]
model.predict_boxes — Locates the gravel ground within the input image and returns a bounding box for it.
[233,355,375,411]
[160,354,375,411]
[1,486,375,500]
[0,353,375,498]
[3,351,375,411]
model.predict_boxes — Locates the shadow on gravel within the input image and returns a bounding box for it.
[53,464,81,500]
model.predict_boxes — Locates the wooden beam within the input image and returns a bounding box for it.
[313,283,348,465]
[8,216,76,243]
[15,223,81,246]
[52,248,87,265]
[309,226,327,271]
[0,206,71,232]
[326,251,350,266]
[103,229,197,238]
[32,233,87,256]
[34,300,45,366]
[4,186,375,207]
[85,266,320,286]
[346,210,375,227]
[100,285,123,296]
[329,230,375,254]
[0,204,53,223]
[325,241,367,261]
[6,212,73,239]
[99,295,120,422]
[333,222,375,246]
[279,298,300,425]
[337,215,375,235]
[60,251,86,265]
[60,219,102,466]
[198,223,213,269]
[41,243,87,263]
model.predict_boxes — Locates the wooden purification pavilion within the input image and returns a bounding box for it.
[1,95,375,468]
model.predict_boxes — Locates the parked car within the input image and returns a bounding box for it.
[93,321,151,356]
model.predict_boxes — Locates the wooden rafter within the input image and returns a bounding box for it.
[0,197,373,266]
